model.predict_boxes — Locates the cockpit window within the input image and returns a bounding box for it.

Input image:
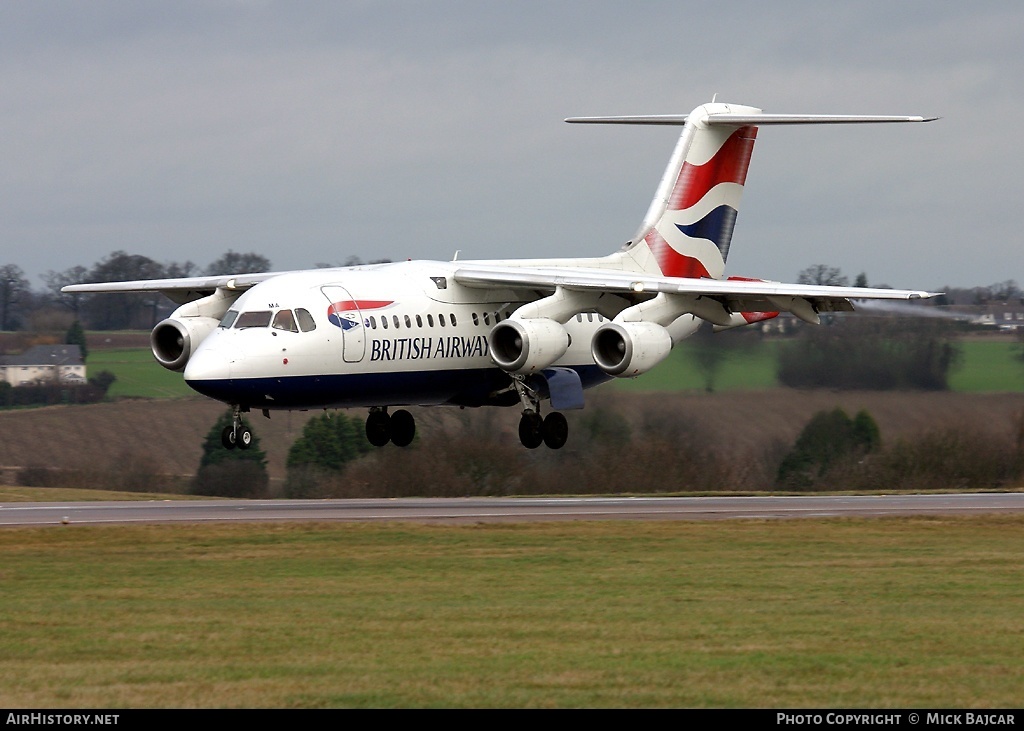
[219,310,239,329]
[296,308,316,332]
[234,311,272,329]
[272,309,298,332]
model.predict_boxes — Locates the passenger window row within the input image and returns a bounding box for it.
[365,309,514,331]
[220,306,599,333]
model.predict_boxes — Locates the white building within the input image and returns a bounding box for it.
[0,345,86,387]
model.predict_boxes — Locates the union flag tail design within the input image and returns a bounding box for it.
[642,109,759,279]
[629,102,763,279]
[566,102,935,281]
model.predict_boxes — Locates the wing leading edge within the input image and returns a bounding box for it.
[453,264,940,324]
[61,270,304,305]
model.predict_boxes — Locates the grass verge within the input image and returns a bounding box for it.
[0,487,205,502]
[2,516,1022,708]
[87,348,194,399]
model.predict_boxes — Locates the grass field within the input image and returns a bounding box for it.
[2,515,1023,708]
[614,337,1023,393]
[88,348,194,399]
[613,339,780,392]
[948,340,1024,392]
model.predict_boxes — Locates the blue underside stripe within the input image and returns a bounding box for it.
[186,365,612,410]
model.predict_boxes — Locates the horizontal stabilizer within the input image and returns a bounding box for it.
[566,113,937,126]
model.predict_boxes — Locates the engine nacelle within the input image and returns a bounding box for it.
[151,316,220,372]
[591,321,673,378]
[488,318,570,374]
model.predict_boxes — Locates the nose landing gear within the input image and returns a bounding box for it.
[221,406,252,450]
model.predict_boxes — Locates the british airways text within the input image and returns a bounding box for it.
[369,336,489,362]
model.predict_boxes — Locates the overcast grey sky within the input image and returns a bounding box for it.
[1,1,1020,290]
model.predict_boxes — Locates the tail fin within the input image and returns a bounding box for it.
[567,104,936,279]
[639,103,760,278]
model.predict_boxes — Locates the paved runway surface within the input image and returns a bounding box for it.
[3,493,1024,527]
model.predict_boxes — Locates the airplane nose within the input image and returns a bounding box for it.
[183,347,231,383]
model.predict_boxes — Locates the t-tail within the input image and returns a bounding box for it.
[567,102,936,280]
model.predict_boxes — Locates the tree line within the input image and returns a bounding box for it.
[1,251,398,334]
[1,250,272,332]
[1,256,1021,334]
[0,254,1018,332]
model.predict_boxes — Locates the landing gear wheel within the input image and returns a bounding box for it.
[221,425,237,450]
[542,412,569,450]
[366,410,391,447]
[237,427,253,450]
[390,409,416,447]
[518,412,544,449]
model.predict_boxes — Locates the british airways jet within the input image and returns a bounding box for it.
[64,101,938,451]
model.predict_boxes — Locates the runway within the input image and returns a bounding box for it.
[2,492,1024,527]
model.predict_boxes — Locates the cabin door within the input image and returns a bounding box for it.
[320,286,366,363]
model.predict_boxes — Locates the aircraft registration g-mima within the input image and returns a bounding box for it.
[65,100,938,451]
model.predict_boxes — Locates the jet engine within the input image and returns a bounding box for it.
[149,288,238,372]
[488,318,570,374]
[151,316,220,372]
[591,321,673,377]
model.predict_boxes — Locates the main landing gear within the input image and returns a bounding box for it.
[364,373,571,451]
[512,375,568,450]
[518,410,568,450]
[365,407,416,448]
[221,407,252,450]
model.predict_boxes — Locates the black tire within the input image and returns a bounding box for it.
[542,412,569,450]
[518,412,544,449]
[237,427,253,450]
[365,410,391,447]
[390,409,416,447]
[221,425,237,450]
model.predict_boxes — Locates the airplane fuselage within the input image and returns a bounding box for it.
[183,261,613,411]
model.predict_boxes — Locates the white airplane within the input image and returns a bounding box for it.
[64,101,938,451]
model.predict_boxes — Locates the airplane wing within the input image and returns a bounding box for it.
[453,264,939,324]
[61,270,299,305]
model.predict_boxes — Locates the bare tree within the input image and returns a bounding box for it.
[205,251,271,276]
[42,265,90,317]
[84,251,166,329]
[164,260,200,278]
[0,264,30,331]
[797,264,849,287]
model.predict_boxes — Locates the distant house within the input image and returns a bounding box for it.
[956,303,1024,330]
[0,345,86,387]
